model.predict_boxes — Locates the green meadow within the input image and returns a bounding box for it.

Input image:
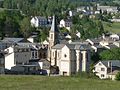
[103,22,120,33]
[0,75,120,90]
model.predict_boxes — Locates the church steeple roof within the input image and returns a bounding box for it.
[50,15,59,32]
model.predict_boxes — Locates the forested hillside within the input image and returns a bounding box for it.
[0,0,119,41]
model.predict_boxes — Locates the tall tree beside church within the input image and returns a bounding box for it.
[20,17,32,38]
[100,48,120,60]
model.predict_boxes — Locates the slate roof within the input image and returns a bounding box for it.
[101,60,120,68]
[2,38,24,43]
[70,41,89,45]
[106,44,118,49]
[52,43,90,50]
[66,44,75,50]
[87,38,102,44]
[75,44,91,50]
[93,44,103,48]
[52,44,65,49]
[36,16,47,20]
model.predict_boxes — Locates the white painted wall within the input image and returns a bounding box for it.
[60,45,71,75]
[59,20,65,27]
[5,53,15,70]
[94,62,108,79]
[31,17,39,27]
[5,47,31,70]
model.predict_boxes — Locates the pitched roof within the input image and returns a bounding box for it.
[87,38,102,44]
[101,60,120,68]
[75,44,91,50]
[70,41,89,45]
[66,44,75,49]
[106,44,118,49]
[2,38,24,43]
[52,44,65,49]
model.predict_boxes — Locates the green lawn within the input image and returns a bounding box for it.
[0,75,120,90]
[103,22,120,33]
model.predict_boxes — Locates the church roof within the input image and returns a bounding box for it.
[52,44,65,49]
[50,16,59,32]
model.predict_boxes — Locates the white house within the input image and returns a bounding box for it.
[30,16,48,27]
[4,45,32,70]
[59,19,72,31]
[97,4,118,14]
[51,43,91,76]
[69,10,76,17]
[110,34,120,40]
[109,19,120,22]
[93,60,120,80]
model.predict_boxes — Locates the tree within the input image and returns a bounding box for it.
[100,48,120,60]
[115,72,120,81]
[20,17,32,38]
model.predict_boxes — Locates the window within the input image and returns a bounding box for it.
[64,54,67,58]
[51,34,53,39]
[101,68,105,71]
[101,74,105,77]
[35,52,38,58]
[32,51,34,58]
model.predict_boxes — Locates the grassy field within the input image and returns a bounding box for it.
[103,22,120,33]
[0,75,120,90]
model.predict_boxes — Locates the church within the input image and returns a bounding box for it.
[46,15,91,76]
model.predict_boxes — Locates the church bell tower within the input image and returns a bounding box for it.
[49,15,59,49]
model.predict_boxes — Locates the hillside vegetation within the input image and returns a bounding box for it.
[103,22,120,33]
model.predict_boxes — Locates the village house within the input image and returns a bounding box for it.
[110,34,120,40]
[97,4,118,14]
[86,38,104,52]
[59,19,72,31]
[4,45,32,70]
[30,16,48,27]
[69,10,76,17]
[109,19,120,22]
[93,60,120,80]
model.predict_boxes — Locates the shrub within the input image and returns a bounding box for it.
[115,72,120,81]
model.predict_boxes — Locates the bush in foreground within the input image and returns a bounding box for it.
[115,72,120,81]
